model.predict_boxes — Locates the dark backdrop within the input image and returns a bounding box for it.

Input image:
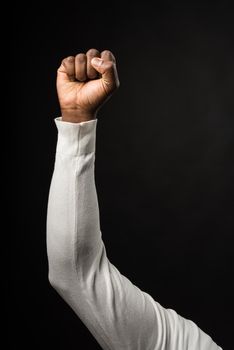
[10,2,233,349]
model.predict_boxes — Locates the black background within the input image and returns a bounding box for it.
[10,2,233,349]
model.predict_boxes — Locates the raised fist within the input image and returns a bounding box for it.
[57,49,120,123]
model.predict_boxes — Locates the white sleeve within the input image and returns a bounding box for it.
[46,117,222,350]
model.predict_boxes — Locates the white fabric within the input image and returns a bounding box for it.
[46,117,222,350]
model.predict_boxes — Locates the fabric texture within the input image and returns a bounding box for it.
[46,117,222,350]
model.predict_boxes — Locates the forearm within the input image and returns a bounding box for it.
[46,117,102,288]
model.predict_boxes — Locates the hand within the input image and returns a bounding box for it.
[57,49,120,123]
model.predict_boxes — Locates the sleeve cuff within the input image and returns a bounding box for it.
[54,117,98,157]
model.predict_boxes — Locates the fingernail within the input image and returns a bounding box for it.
[91,57,103,66]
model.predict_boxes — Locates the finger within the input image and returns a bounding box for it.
[101,50,116,64]
[91,50,119,92]
[57,56,75,84]
[86,48,100,79]
[75,53,87,81]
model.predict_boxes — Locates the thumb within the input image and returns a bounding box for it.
[91,57,119,92]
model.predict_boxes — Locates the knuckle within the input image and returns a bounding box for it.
[101,49,112,57]
[76,53,86,61]
[87,48,99,56]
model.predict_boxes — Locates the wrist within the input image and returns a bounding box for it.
[61,108,97,123]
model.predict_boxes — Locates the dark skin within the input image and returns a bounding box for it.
[57,48,120,123]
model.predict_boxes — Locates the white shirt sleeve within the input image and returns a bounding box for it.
[46,117,222,350]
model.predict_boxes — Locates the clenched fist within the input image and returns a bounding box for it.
[57,48,120,123]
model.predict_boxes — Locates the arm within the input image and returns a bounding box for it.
[47,48,160,349]
[47,49,222,350]
[47,116,161,349]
